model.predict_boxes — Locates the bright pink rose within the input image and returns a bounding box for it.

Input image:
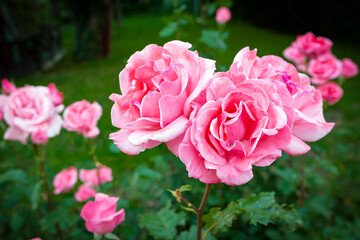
[79,164,113,187]
[53,166,78,194]
[31,130,48,145]
[178,47,334,185]
[109,40,215,155]
[1,79,16,95]
[308,54,342,85]
[294,32,332,58]
[282,44,307,71]
[317,82,343,105]
[63,100,102,138]
[75,184,96,202]
[341,58,358,78]
[48,83,63,106]
[0,94,7,121]
[3,85,64,144]
[80,193,125,234]
[215,7,231,24]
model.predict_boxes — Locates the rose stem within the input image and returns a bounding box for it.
[33,144,63,239]
[197,183,212,240]
[87,138,102,191]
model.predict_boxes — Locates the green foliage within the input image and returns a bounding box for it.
[203,192,303,234]
[177,225,216,240]
[199,29,229,51]
[0,169,28,184]
[138,203,186,239]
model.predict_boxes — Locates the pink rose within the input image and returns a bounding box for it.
[53,166,78,194]
[341,58,358,78]
[178,47,334,185]
[282,45,307,71]
[317,82,343,105]
[80,193,125,234]
[79,164,113,187]
[63,100,102,138]
[0,94,7,121]
[29,238,41,240]
[75,184,96,202]
[3,85,64,144]
[215,7,231,24]
[109,40,215,155]
[294,32,332,58]
[31,130,48,145]
[48,83,63,106]
[1,79,16,95]
[308,54,342,85]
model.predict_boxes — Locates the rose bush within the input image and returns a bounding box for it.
[63,100,102,138]
[178,47,334,185]
[3,85,64,144]
[109,40,215,155]
[80,193,125,234]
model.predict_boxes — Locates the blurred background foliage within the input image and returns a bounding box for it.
[1,0,360,239]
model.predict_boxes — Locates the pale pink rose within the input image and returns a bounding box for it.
[75,184,96,202]
[53,166,78,194]
[317,82,343,105]
[31,130,48,145]
[3,86,64,144]
[79,164,113,187]
[63,100,102,138]
[0,94,7,121]
[109,40,215,155]
[294,32,332,58]
[1,79,16,95]
[341,58,358,78]
[80,193,125,234]
[215,7,231,24]
[308,54,342,85]
[282,44,307,71]
[48,83,63,106]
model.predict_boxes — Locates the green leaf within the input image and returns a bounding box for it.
[203,192,303,234]
[30,180,42,210]
[199,29,228,51]
[104,233,120,240]
[94,233,103,240]
[0,169,27,184]
[178,184,192,192]
[109,142,121,153]
[168,184,193,203]
[41,208,68,230]
[159,22,178,38]
[138,205,186,239]
[203,201,241,233]
[176,225,216,240]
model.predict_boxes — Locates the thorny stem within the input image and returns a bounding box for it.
[33,144,63,239]
[177,190,198,213]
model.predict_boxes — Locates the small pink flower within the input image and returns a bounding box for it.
[53,166,78,194]
[75,184,96,202]
[79,164,113,187]
[3,85,64,144]
[0,94,7,121]
[341,58,358,78]
[317,82,343,105]
[294,32,332,58]
[1,79,16,95]
[31,130,48,145]
[48,83,63,106]
[28,238,41,240]
[215,7,231,24]
[63,100,102,138]
[283,45,307,71]
[308,54,342,84]
[80,193,125,234]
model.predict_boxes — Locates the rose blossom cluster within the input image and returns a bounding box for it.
[283,32,358,105]
[110,40,334,186]
[53,164,123,234]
